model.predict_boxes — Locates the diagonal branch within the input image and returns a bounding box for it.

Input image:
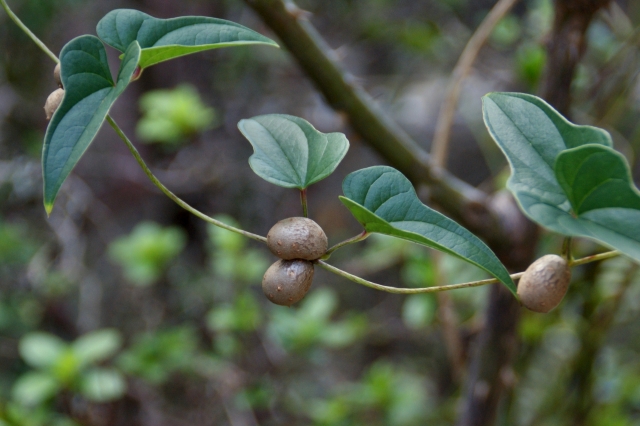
[242,0,514,247]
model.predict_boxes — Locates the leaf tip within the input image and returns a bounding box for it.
[44,202,54,217]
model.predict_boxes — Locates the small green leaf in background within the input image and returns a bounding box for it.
[96,9,278,69]
[79,368,126,402]
[340,166,515,294]
[207,292,262,333]
[267,288,366,351]
[117,327,199,385]
[490,14,521,48]
[108,222,186,286]
[72,329,122,367]
[238,114,350,189]
[483,92,640,262]
[19,333,67,369]
[11,372,60,406]
[136,84,218,145]
[402,294,436,330]
[515,44,546,89]
[207,217,269,282]
[42,36,140,214]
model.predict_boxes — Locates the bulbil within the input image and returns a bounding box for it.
[517,255,571,313]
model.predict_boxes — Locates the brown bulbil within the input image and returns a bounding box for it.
[262,259,314,306]
[517,254,571,313]
[53,63,62,88]
[267,217,328,260]
[44,88,64,120]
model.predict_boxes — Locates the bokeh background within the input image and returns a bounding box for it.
[1,0,640,425]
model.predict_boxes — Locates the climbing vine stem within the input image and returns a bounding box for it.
[106,116,267,243]
[0,0,59,63]
[318,250,620,294]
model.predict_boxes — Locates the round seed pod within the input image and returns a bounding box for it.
[44,88,65,120]
[262,259,314,306]
[517,254,571,313]
[267,217,328,261]
[53,63,62,88]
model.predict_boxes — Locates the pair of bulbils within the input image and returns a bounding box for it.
[44,64,64,120]
[263,217,328,306]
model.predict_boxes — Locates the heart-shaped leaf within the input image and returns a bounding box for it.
[43,36,140,213]
[483,92,640,262]
[340,166,516,294]
[238,114,349,189]
[96,9,278,69]
[553,144,640,260]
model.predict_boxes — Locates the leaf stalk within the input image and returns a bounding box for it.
[322,230,369,260]
[300,188,308,218]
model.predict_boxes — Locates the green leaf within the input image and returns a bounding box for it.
[96,9,278,69]
[483,92,640,261]
[79,368,126,402]
[19,332,67,369]
[42,36,140,213]
[340,166,516,294]
[556,144,640,214]
[11,372,60,406]
[72,329,122,367]
[554,144,640,260]
[238,114,349,189]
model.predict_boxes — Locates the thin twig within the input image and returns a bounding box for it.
[434,250,465,384]
[319,250,620,295]
[569,250,619,267]
[0,0,59,63]
[106,116,267,243]
[431,0,520,168]
[322,230,369,259]
[562,236,572,260]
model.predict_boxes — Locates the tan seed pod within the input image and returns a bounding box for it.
[44,88,65,120]
[53,63,62,88]
[262,259,314,306]
[267,217,328,261]
[517,254,571,313]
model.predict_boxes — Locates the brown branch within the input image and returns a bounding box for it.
[540,0,612,117]
[431,0,520,168]
[457,284,521,426]
[242,0,518,249]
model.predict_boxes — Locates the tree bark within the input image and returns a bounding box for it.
[541,0,611,117]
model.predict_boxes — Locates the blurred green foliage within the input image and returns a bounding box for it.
[136,84,218,145]
[2,0,640,424]
[309,361,430,426]
[0,220,36,266]
[109,221,186,286]
[117,326,199,385]
[12,330,125,406]
[0,402,78,426]
[267,287,368,352]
